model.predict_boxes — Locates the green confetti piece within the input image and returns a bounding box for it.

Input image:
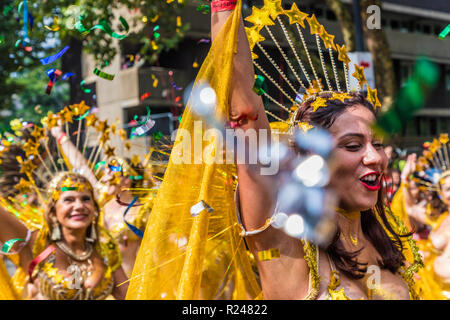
[93,67,115,81]
[438,24,450,40]
[80,80,92,93]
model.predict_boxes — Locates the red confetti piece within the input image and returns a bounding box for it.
[140,92,151,100]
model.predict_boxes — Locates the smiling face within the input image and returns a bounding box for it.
[328,105,388,212]
[52,190,96,232]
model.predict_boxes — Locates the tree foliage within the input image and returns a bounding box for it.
[0,0,192,130]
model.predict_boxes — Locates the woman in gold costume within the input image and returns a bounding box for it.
[405,135,450,299]
[50,123,156,277]
[212,0,421,300]
[125,0,421,300]
[0,171,128,299]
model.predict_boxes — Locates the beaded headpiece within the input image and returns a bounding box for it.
[244,0,381,134]
[412,133,450,192]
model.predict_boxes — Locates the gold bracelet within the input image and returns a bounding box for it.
[237,216,274,237]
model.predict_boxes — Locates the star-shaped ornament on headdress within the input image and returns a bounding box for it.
[124,142,131,150]
[337,44,351,69]
[285,3,308,28]
[31,125,45,141]
[19,159,37,175]
[306,14,322,35]
[23,140,39,157]
[298,122,314,132]
[352,64,367,89]
[59,107,73,124]
[264,0,285,20]
[70,101,90,116]
[366,86,381,110]
[423,150,433,160]
[131,155,141,167]
[439,133,449,145]
[14,178,32,194]
[319,25,336,50]
[104,145,116,158]
[110,123,117,135]
[306,79,323,96]
[429,139,440,153]
[99,132,110,145]
[245,6,275,28]
[331,92,352,103]
[311,97,328,112]
[43,111,60,129]
[118,129,127,141]
[85,113,98,127]
[245,25,265,52]
[97,120,109,133]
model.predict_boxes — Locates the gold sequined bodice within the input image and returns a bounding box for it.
[34,252,114,300]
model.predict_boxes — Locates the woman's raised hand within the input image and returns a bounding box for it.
[401,153,417,183]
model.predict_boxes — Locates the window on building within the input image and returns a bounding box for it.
[446,66,450,91]
[423,24,431,34]
[326,9,336,21]
[400,61,414,88]
[390,20,399,30]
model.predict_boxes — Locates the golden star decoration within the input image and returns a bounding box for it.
[263,0,284,20]
[43,111,60,129]
[306,79,323,96]
[352,64,367,89]
[245,6,275,28]
[99,132,110,145]
[298,122,314,132]
[31,125,45,141]
[319,25,336,50]
[59,107,73,124]
[331,92,352,103]
[118,128,127,141]
[70,101,90,116]
[429,139,440,153]
[311,97,328,112]
[337,44,351,69]
[124,142,131,150]
[85,114,98,127]
[131,155,141,167]
[14,178,32,193]
[284,2,308,27]
[306,14,322,35]
[439,133,449,145]
[245,25,265,52]
[366,85,381,110]
[23,140,39,157]
[110,123,117,135]
[423,150,433,160]
[96,120,109,133]
[104,145,116,158]
[19,159,36,175]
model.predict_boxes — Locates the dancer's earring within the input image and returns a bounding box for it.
[51,218,62,241]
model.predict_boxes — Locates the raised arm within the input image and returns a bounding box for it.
[0,206,34,271]
[211,1,309,299]
[50,125,99,189]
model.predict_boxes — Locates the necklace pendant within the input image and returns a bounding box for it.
[349,234,358,246]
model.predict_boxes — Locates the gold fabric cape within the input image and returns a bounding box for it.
[125,0,261,300]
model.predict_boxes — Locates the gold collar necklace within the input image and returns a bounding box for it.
[55,241,93,261]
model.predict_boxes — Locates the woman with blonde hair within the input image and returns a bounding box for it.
[0,171,128,299]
